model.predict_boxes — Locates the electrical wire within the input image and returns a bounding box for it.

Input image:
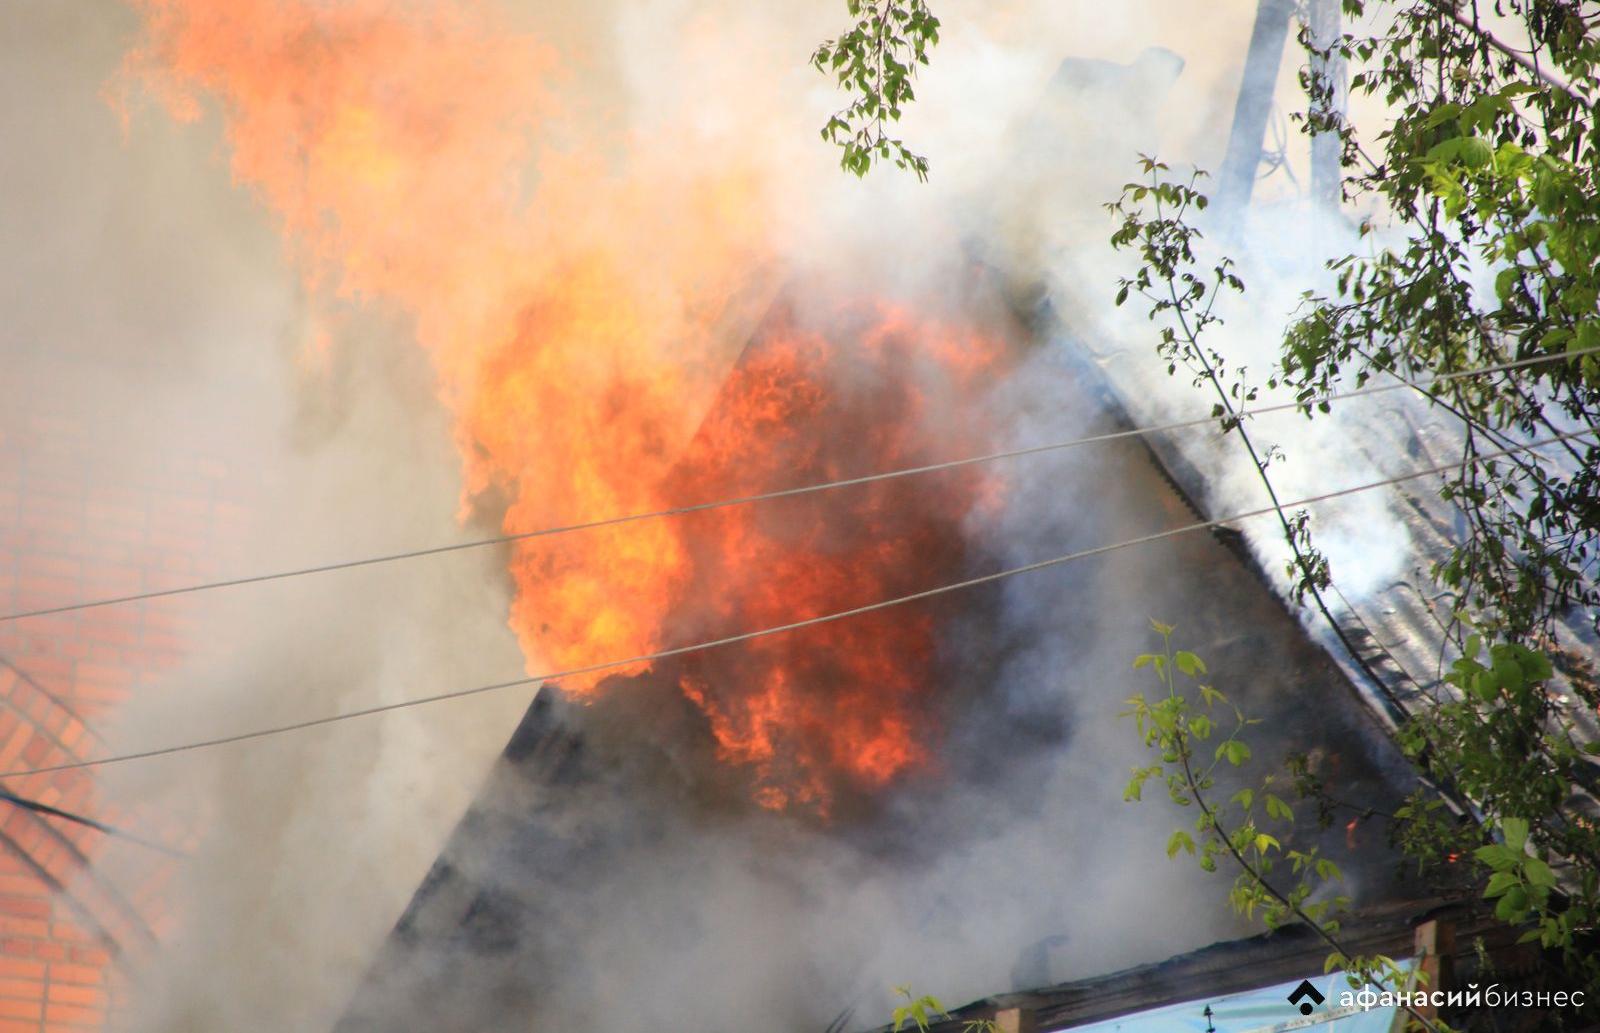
[0,426,1590,781]
[0,788,188,857]
[3,344,1596,626]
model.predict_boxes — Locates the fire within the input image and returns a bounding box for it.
[122,0,1013,812]
[654,303,1010,810]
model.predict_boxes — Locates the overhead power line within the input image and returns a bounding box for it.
[1,426,1590,782]
[3,345,1595,626]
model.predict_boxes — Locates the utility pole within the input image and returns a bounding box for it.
[1216,0,1295,218]
[1217,0,1349,220]
[1307,0,1348,211]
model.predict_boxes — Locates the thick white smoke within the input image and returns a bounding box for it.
[2,2,1430,1031]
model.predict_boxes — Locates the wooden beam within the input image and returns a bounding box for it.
[992,1006,1036,1033]
[1412,917,1455,1020]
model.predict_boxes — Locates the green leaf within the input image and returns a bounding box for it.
[1494,267,1521,304]
[1425,137,1467,163]
[1174,651,1207,676]
[1500,885,1530,918]
[1573,320,1599,360]
[1475,844,1520,872]
[1423,102,1463,128]
[1541,327,1573,353]
[1167,829,1196,858]
[1502,817,1529,852]
[1524,857,1556,889]
[1217,740,1251,767]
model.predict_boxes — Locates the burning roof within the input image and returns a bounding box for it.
[329,290,1431,1030]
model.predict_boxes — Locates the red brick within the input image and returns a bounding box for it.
[45,984,104,1009]
[42,965,98,988]
[0,882,44,902]
[58,681,124,705]
[23,840,61,871]
[0,899,49,922]
[77,623,139,650]
[0,977,43,1002]
[44,1001,101,1026]
[14,578,77,606]
[18,739,49,767]
[53,724,84,754]
[0,941,66,963]
[79,647,124,670]
[63,948,105,968]
[8,656,67,684]
[2,376,252,1030]
[0,729,33,778]
[21,697,54,729]
[0,920,48,943]
[20,946,65,972]
[0,996,41,1020]
[43,925,90,948]
[0,961,44,984]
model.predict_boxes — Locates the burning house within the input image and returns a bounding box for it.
[328,287,1433,1031]
[320,4,1552,1030]
[8,1,1589,1032]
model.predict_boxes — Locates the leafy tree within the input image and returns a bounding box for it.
[812,0,1600,1020]
[811,0,940,180]
[1104,1,1600,1011]
[1125,623,1600,1028]
[1124,624,1433,1029]
[1286,0,1600,644]
[885,986,1001,1033]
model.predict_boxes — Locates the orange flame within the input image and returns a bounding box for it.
[123,0,1013,812]
[653,303,1011,810]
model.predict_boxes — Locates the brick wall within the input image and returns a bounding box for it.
[0,354,254,1031]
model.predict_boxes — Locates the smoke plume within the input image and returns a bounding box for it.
[1,2,1428,1030]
